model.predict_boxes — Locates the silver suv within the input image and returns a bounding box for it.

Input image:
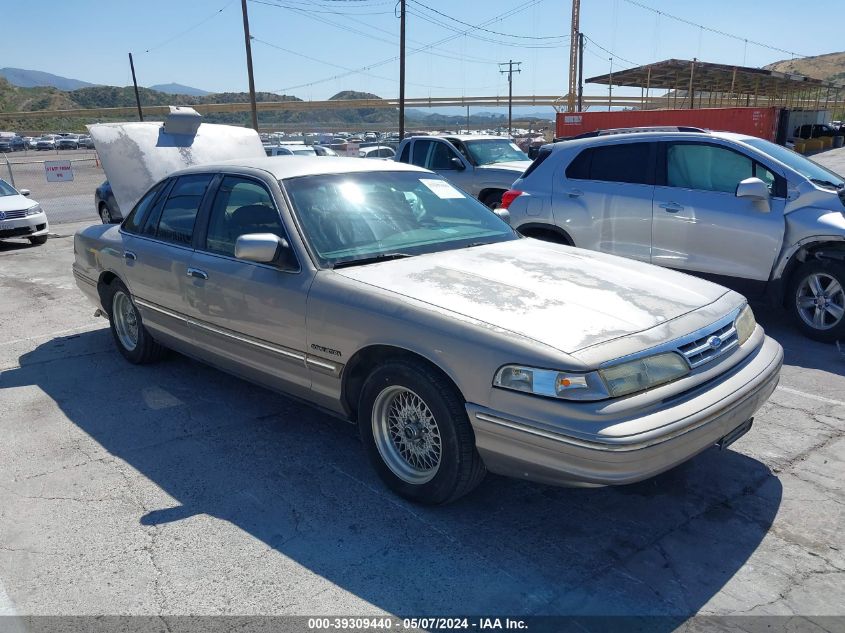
[394,135,531,208]
[504,131,845,341]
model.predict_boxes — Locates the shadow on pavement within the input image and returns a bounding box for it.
[0,330,782,623]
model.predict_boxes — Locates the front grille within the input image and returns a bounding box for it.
[0,209,28,220]
[677,321,738,369]
[0,226,34,237]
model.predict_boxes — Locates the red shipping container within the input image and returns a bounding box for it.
[556,107,780,142]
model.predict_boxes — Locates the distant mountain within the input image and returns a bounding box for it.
[765,51,845,84]
[149,83,210,96]
[0,67,96,91]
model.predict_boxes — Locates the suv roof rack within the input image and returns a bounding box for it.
[554,126,709,142]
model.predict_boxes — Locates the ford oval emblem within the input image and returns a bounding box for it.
[707,335,723,350]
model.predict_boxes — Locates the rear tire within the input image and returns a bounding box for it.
[481,190,504,209]
[788,260,845,342]
[106,279,167,364]
[99,203,113,224]
[358,360,486,504]
[28,235,48,245]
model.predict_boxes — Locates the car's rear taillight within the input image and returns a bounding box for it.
[500,189,523,210]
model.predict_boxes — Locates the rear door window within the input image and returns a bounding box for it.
[122,180,165,234]
[411,140,433,167]
[566,143,652,184]
[151,174,214,246]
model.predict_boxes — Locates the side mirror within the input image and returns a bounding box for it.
[493,207,511,225]
[234,233,289,263]
[19,189,30,197]
[450,157,466,171]
[736,177,770,201]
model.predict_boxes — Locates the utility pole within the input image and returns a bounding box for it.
[128,53,143,121]
[499,60,522,138]
[608,57,613,111]
[566,0,581,112]
[577,32,584,112]
[466,104,470,133]
[241,0,259,131]
[399,0,406,140]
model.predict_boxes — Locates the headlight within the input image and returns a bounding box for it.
[599,352,689,399]
[25,204,42,216]
[735,304,756,346]
[493,366,610,401]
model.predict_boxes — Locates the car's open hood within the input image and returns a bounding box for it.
[88,118,265,213]
[335,239,730,354]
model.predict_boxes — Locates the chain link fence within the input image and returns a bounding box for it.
[2,149,104,227]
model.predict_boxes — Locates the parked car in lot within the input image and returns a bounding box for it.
[56,134,80,150]
[0,178,49,245]
[312,145,339,157]
[0,134,25,152]
[395,135,531,208]
[265,144,318,157]
[95,181,122,223]
[74,119,782,504]
[359,145,395,159]
[77,135,95,149]
[504,130,845,341]
[794,124,839,139]
[36,135,58,150]
[24,136,38,149]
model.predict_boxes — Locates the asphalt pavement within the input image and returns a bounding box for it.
[0,147,843,628]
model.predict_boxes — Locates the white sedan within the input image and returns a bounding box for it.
[0,179,49,245]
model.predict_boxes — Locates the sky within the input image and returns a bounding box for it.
[3,0,844,105]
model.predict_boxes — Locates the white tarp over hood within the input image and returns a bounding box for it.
[88,114,265,213]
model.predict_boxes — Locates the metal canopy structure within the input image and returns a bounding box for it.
[585,58,844,110]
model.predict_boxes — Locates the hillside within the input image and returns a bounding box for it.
[765,51,845,84]
[0,67,96,91]
[150,83,209,96]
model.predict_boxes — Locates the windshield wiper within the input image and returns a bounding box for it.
[332,253,413,269]
[810,178,844,189]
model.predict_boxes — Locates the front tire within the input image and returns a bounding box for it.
[106,280,166,364]
[789,260,845,342]
[99,203,112,224]
[358,360,486,504]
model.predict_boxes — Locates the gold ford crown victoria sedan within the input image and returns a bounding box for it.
[72,116,783,504]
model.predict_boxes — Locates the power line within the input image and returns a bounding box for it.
[407,9,568,49]
[582,35,638,67]
[622,0,809,60]
[137,0,237,54]
[267,0,549,93]
[408,0,566,40]
[252,36,450,89]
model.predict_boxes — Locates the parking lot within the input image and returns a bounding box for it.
[0,150,844,626]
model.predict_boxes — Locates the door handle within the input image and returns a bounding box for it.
[567,189,584,198]
[659,202,683,213]
[123,250,136,261]
[186,267,208,280]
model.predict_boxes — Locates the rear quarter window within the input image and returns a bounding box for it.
[521,147,552,179]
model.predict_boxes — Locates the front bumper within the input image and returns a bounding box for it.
[467,335,783,487]
[0,212,49,239]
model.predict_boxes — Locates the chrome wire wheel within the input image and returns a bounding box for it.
[796,272,845,331]
[100,205,112,224]
[371,386,442,484]
[112,291,139,351]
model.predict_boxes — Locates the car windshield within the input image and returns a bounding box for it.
[743,137,845,188]
[291,148,317,156]
[0,179,18,196]
[464,139,528,165]
[283,171,516,267]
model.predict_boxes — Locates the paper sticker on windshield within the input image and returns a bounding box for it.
[420,178,464,199]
